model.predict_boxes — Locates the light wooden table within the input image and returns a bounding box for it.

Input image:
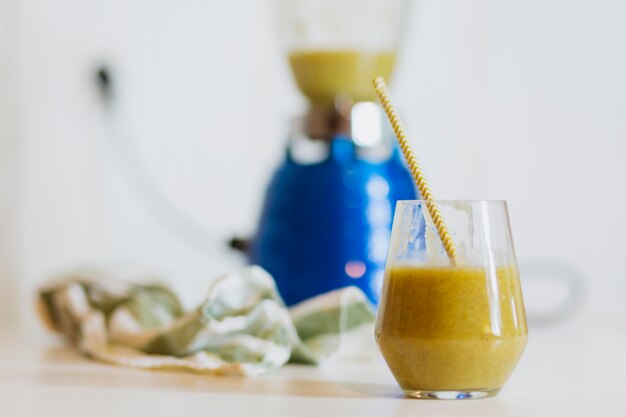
[1,317,624,417]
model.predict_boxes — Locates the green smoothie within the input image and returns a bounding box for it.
[375,266,528,395]
[288,50,396,104]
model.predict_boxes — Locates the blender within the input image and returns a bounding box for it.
[249,0,418,305]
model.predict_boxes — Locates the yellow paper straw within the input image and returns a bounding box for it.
[372,76,458,265]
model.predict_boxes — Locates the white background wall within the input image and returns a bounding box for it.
[0,0,20,328]
[1,0,625,330]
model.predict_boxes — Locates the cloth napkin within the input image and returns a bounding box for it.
[36,265,376,376]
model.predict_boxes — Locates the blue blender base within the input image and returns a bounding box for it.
[250,139,420,306]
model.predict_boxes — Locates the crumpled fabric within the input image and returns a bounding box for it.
[37,265,376,376]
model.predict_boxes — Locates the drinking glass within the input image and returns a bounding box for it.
[375,200,528,399]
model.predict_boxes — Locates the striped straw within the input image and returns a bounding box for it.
[372,76,458,265]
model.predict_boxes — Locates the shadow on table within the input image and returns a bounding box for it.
[339,382,406,399]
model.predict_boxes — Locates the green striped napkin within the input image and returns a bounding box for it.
[37,266,375,376]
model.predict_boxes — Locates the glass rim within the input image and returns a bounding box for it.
[396,199,507,204]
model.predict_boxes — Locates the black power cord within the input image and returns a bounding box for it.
[93,65,247,257]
